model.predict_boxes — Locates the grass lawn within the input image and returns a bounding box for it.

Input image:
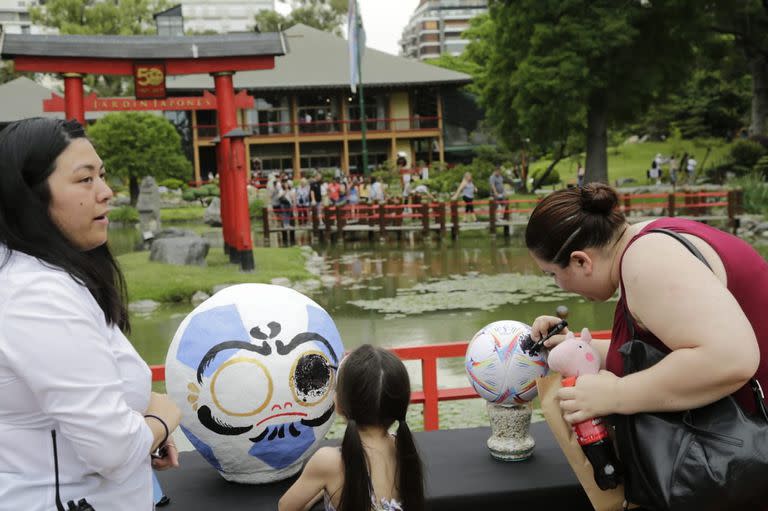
[530,138,733,185]
[119,247,312,303]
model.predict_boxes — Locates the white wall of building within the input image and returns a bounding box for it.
[181,0,275,33]
[0,0,48,34]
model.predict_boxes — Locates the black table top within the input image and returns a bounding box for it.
[155,421,593,510]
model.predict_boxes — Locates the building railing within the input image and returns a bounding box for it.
[150,331,611,431]
[195,116,440,139]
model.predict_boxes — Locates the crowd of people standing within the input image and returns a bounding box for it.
[266,170,443,227]
[269,173,385,212]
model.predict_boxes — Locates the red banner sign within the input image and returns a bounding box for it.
[43,90,255,112]
[134,62,166,99]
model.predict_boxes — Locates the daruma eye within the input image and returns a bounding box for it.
[290,351,333,407]
[210,357,273,417]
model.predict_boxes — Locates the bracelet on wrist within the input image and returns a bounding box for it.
[144,414,169,459]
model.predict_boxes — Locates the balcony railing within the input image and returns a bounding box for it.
[195,116,440,139]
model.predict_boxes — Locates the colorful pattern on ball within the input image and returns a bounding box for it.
[465,320,548,405]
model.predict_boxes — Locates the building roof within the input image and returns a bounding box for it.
[154,4,183,19]
[0,77,124,123]
[0,77,62,123]
[166,24,472,91]
[0,32,284,60]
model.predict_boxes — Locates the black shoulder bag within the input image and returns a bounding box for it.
[610,228,768,511]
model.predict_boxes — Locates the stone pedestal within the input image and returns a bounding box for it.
[486,402,535,461]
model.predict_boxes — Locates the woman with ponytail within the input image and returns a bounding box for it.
[280,344,424,511]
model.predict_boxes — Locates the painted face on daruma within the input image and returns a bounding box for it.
[165,284,344,484]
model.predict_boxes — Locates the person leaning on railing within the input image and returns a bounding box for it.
[0,118,181,510]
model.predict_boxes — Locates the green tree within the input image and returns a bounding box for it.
[425,13,494,96]
[30,0,168,96]
[87,113,191,205]
[628,34,751,140]
[425,55,481,87]
[710,1,768,136]
[0,61,21,85]
[466,1,706,185]
[0,61,39,86]
[254,0,347,35]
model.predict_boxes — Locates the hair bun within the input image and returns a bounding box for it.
[580,183,618,215]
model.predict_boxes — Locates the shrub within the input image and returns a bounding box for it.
[182,189,196,202]
[108,205,139,224]
[423,164,468,195]
[249,198,266,218]
[158,178,187,190]
[754,155,768,179]
[729,139,766,170]
[201,183,220,197]
[160,207,205,223]
[731,175,768,215]
[531,167,561,186]
[425,159,495,197]
[192,187,209,199]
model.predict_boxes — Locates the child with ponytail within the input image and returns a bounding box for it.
[279,344,425,511]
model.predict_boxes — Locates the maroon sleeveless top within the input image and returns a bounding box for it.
[608,218,768,413]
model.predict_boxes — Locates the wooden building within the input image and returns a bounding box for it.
[165,24,472,181]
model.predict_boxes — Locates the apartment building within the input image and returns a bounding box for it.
[0,0,45,35]
[400,0,488,61]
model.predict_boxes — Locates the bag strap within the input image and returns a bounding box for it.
[622,227,767,421]
[52,430,66,511]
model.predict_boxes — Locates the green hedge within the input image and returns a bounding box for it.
[108,205,139,224]
[158,178,187,190]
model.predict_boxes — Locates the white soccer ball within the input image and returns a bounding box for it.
[165,284,344,484]
[465,320,548,405]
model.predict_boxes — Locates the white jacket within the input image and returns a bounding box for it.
[0,248,154,510]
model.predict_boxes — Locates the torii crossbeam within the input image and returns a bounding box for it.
[1,33,286,271]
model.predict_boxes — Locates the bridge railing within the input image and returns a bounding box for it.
[149,330,612,431]
[258,190,742,242]
[619,190,734,217]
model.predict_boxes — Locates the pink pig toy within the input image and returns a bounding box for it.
[547,327,622,490]
[547,328,600,377]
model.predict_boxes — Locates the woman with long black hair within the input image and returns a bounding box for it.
[0,118,181,509]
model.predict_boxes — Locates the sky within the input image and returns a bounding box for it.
[275,0,420,56]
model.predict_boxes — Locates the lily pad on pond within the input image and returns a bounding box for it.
[348,273,577,316]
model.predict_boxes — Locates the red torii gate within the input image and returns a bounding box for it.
[0,33,285,271]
